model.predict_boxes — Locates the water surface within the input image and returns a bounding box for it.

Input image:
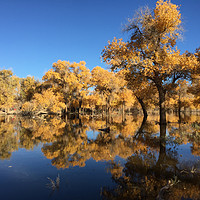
[0,114,200,200]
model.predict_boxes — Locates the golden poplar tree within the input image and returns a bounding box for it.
[0,70,19,113]
[102,0,198,125]
[91,66,135,114]
[20,76,40,102]
[189,47,200,107]
[43,60,91,113]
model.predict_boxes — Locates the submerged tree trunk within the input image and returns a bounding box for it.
[156,123,167,167]
[136,96,148,120]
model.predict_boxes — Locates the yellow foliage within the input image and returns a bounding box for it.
[42,60,91,110]
[154,0,181,37]
[91,66,136,109]
[0,70,20,111]
[102,0,199,121]
[22,101,34,112]
[33,89,65,113]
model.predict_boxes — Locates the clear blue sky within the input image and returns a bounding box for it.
[0,0,199,79]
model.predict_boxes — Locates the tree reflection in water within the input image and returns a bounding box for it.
[0,116,19,159]
[0,113,200,199]
[102,119,200,200]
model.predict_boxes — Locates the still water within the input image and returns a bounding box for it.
[0,114,200,200]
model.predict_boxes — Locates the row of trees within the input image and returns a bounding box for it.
[0,0,200,125]
[0,63,198,117]
[0,63,136,116]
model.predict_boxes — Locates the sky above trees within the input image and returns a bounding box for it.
[0,0,200,79]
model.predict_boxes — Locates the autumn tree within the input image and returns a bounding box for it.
[189,80,200,108]
[42,60,91,114]
[166,80,194,120]
[188,47,200,108]
[125,72,158,119]
[102,0,198,126]
[82,92,105,115]
[0,69,20,113]
[32,89,65,114]
[91,66,135,117]
[114,70,136,117]
[20,76,40,102]
[91,66,118,114]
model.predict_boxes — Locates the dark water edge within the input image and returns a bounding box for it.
[0,114,200,200]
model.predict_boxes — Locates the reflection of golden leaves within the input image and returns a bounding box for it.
[39,115,156,169]
[0,117,18,159]
[39,113,200,170]
[20,117,66,142]
[190,145,200,156]
[120,116,143,137]
[108,161,123,178]
[1,112,200,176]
[169,183,200,200]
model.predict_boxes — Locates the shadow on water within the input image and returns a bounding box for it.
[0,113,200,199]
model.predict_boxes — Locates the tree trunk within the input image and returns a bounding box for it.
[157,86,166,125]
[62,103,68,117]
[78,99,82,114]
[122,101,125,123]
[106,97,111,124]
[178,95,181,123]
[136,96,148,120]
[135,114,147,137]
